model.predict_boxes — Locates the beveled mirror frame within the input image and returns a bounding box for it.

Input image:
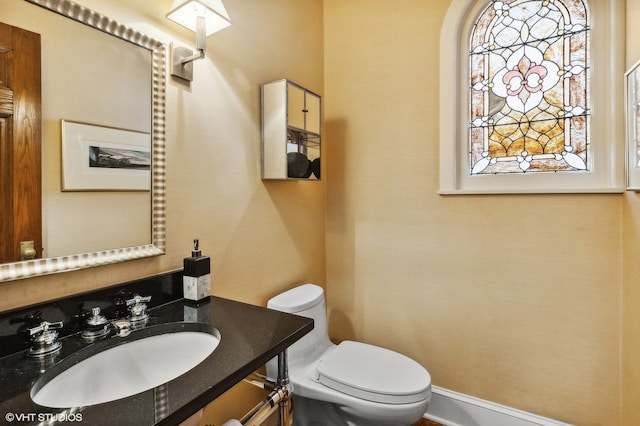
[0,0,166,282]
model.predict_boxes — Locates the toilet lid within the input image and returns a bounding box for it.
[267,284,324,313]
[316,341,431,404]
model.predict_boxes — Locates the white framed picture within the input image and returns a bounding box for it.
[61,120,151,191]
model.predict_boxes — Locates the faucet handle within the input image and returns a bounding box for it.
[80,307,110,342]
[87,307,108,326]
[126,294,151,325]
[27,320,63,358]
[28,320,63,337]
[126,294,152,305]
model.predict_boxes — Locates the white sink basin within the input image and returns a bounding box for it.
[31,323,220,408]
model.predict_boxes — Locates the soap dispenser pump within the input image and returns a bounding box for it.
[183,239,211,302]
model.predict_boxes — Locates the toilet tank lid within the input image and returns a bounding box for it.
[267,284,324,313]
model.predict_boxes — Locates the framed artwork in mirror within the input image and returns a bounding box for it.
[626,60,640,190]
[61,120,151,191]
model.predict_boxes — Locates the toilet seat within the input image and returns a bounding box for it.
[316,341,431,405]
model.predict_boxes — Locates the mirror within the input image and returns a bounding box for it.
[0,0,166,281]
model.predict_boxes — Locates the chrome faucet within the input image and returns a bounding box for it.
[79,295,151,340]
[81,307,110,341]
[27,320,63,358]
[126,295,151,326]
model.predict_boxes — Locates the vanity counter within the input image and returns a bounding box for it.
[0,276,313,425]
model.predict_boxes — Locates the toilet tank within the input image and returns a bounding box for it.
[267,284,332,363]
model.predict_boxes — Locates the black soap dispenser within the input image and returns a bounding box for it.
[183,239,211,302]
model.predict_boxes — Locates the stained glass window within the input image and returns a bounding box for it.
[469,0,589,175]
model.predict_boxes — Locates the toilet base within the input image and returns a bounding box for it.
[292,395,418,426]
[293,395,348,426]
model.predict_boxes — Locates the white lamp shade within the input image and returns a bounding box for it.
[167,0,231,36]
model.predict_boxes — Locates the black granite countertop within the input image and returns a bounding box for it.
[0,273,313,426]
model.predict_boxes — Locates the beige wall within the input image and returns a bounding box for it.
[324,1,623,425]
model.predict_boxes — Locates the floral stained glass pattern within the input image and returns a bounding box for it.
[469,0,589,175]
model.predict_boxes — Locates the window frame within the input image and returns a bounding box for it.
[439,0,625,194]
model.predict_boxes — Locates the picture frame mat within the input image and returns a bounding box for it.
[62,119,151,191]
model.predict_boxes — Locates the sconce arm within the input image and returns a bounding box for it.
[179,48,205,65]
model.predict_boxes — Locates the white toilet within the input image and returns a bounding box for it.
[266,284,431,426]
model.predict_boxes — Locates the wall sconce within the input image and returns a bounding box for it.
[167,0,231,82]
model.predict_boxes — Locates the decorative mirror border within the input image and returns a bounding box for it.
[0,0,166,282]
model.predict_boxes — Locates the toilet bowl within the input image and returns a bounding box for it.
[266,284,431,426]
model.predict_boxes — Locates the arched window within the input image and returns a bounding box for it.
[439,0,624,194]
[470,0,588,175]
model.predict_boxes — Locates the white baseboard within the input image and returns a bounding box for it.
[424,386,572,426]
